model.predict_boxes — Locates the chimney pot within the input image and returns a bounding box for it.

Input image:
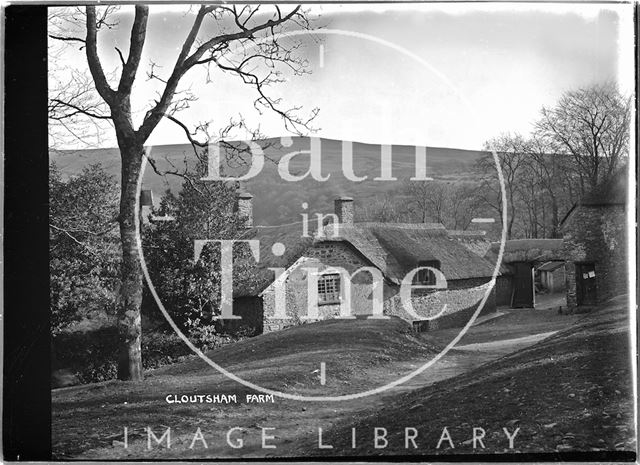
[237,191,253,228]
[140,189,154,207]
[334,196,354,224]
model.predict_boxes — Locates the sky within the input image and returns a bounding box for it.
[49,2,635,150]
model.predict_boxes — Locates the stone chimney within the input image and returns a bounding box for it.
[139,189,154,225]
[237,191,253,228]
[334,196,354,224]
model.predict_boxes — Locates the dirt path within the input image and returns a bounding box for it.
[454,331,558,353]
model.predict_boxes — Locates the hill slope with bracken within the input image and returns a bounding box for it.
[50,137,487,226]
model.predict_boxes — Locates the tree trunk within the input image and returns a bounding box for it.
[550,194,559,238]
[507,194,516,240]
[117,139,145,381]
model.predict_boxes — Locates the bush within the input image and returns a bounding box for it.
[52,324,258,386]
[141,331,192,370]
[52,326,119,385]
[53,327,190,385]
[49,163,120,333]
[187,323,260,351]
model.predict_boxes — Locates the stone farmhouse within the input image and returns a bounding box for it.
[560,181,627,309]
[232,196,498,333]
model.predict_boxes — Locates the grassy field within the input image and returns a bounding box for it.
[298,295,636,458]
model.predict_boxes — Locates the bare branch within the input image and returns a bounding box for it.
[85,6,115,104]
[49,34,86,45]
[50,98,112,120]
[117,5,148,94]
[49,224,99,257]
[115,47,126,68]
[137,5,310,142]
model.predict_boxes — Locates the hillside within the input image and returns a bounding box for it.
[50,137,487,226]
[298,295,635,458]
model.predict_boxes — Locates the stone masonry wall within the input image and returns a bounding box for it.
[262,242,391,332]
[262,241,496,332]
[383,278,496,330]
[562,205,627,308]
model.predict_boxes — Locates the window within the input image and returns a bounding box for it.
[414,261,440,286]
[318,273,341,304]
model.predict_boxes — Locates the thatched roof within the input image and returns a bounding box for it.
[447,230,491,257]
[233,223,313,297]
[319,223,495,283]
[234,222,497,297]
[482,247,513,275]
[488,239,564,263]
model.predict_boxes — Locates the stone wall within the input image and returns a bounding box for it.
[262,241,497,332]
[383,278,496,329]
[562,204,627,308]
[262,241,390,332]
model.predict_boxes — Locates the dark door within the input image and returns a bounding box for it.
[512,262,534,308]
[576,263,597,306]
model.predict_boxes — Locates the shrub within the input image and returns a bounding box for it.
[52,324,258,386]
[52,326,119,385]
[49,163,120,334]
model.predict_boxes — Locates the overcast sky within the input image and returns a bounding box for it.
[49,3,634,150]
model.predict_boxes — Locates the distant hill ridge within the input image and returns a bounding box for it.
[50,136,486,226]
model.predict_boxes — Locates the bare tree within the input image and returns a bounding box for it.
[49,5,318,381]
[535,82,630,195]
[523,136,580,238]
[405,181,448,224]
[357,191,411,223]
[478,133,528,239]
[448,183,481,230]
[403,181,480,230]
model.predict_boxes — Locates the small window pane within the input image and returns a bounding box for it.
[318,273,341,304]
[413,261,439,285]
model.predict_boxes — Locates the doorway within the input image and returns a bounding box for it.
[512,261,534,308]
[576,263,597,306]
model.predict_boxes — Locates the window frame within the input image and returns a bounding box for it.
[414,260,440,286]
[317,272,341,305]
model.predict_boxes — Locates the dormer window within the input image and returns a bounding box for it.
[414,260,440,285]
